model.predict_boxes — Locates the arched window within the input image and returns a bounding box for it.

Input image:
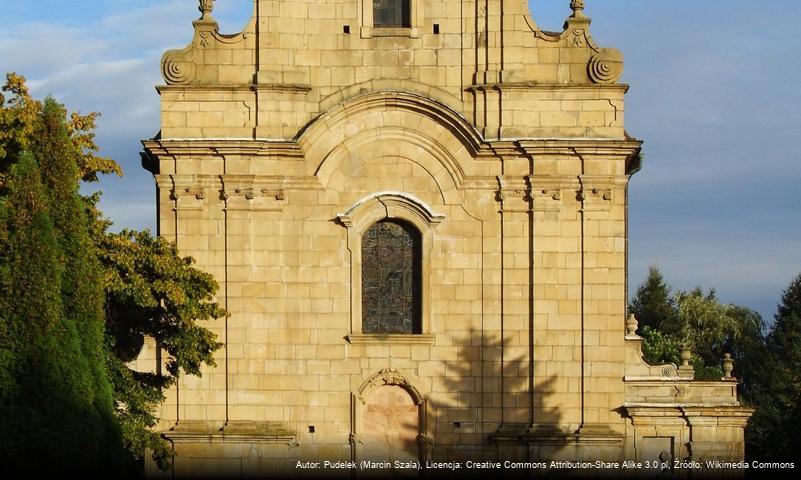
[373,0,411,28]
[361,219,422,334]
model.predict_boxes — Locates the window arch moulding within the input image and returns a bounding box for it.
[337,192,444,345]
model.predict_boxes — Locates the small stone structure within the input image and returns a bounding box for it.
[138,0,753,476]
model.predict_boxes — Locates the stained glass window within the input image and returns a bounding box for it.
[362,220,422,334]
[373,0,411,28]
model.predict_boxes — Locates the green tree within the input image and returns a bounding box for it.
[632,272,766,381]
[747,274,801,461]
[639,325,682,369]
[0,73,38,180]
[36,97,118,427]
[674,289,765,379]
[1,73,224,472]
[630,266,676,332]
[0,80,128,473]
[0,154,67,464]
[99,228,225,468]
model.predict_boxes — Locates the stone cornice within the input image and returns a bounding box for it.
[624,404,756,420]
[346,334,435,345]
[516,138,643,155]
[142,139,304,159]
[466,83,630,94]
[156,84,312,94]
[144,138,641,159]
[162,420,296,443]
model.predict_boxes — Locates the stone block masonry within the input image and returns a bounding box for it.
[138,1,752,476]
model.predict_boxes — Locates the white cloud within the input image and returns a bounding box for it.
[0,1,202,233]
[2,0,798,319]
[1,0,257,141]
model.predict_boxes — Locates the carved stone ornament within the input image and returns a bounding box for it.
[357,368,424,405]
[571,29,586,47]
[680,347,692,368]
[570,0,586,18]
[199,0,215,20]
[535,188,561,201]
[584,187,611,202]
[722,353,734,379]
[677,345,695,378]
[170,186,205,201]
[370,368,408,389]
[626,314,639,336]
[162,54,195,85]
[588,49,624,85]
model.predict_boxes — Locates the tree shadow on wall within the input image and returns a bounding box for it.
[423,328,565,466]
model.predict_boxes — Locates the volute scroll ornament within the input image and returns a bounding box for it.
[588,49,624,85]
[162,53,195,85]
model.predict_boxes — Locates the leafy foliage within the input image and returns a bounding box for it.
[673,289,764,379]
[0,79,128,474]
[631,268,765,381]
[0,73,38,167]
[640,325,682,368]
[36,97,118,416]
[1,73,224,472]
[67,110,122,182]
[98,229,224,468]
[0,73,120,186]
[771,274,801,373]
[101,230,224,378]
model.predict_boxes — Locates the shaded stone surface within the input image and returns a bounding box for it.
[362,385,419,465]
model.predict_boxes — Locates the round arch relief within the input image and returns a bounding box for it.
[352,369,430,466]
[298,91,481,201]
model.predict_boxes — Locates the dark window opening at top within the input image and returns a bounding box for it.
[373,0,411,28]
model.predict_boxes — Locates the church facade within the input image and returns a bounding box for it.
[139,1,753,476]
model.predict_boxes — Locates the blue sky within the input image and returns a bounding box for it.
[1,0,799,322]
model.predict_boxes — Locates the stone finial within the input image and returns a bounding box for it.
[678,345,695,378]
[679,346,692,367]
[199,0,215,20]
[570,0,586,18]
[626,314,639,336]
[722,353,735,380]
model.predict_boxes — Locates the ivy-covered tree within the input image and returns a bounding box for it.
[0,77,128,474]
[1,73,224,472]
